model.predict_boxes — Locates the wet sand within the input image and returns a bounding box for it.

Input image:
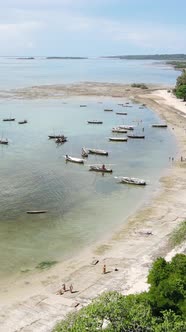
[0,83,186,332]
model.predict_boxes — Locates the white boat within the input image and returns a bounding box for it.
[89,165,112,173]
[109,137,128,142]
[87,148,108,156]
[118,125,134,130]
[0,139,8,145]
[112,127,127,133]
[115,176,146,185]
[65,155,84,164]
[81,147,88,158]
[152,124,167,128]
[87,120,103,124]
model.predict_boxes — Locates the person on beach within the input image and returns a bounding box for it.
[103,264,106,274]
[62,283,66,292]
[69,284,73,293]
[102,164,106,170]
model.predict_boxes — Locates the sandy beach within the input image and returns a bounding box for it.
[0,84,186,332]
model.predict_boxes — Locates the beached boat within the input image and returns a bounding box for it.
[127,134,145,139]
[115,177,146,185]
[89,165,112,173]
[18,120,28,124]
[152,124,167,128]
[81,147,88,158]
[104,109,113,112]
[26,210,48,214]
[0,139,8,145]
[109,137,128,142]
[112,127,127,133]
[48,135,67,139]
[118,125,134,130]
[3,118,15,122]
[65,155,84,164]
[87,120,103,124]
[116,112,127,115]
[87,148,108,156]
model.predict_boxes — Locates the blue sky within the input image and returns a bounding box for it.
[0,0,186,56]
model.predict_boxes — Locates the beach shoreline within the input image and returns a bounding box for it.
[0,84,186,332]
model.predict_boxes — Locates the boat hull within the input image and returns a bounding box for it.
[27,210,48,214]
[109,137,128,142]
[89,166,112,173]
[87,149,108,156]
[65,156,84,164]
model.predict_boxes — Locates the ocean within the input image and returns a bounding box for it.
[0,57,178,281]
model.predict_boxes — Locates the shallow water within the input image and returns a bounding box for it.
[0,97,176,278]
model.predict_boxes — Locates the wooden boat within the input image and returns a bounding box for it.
[27,210,48,214]
[89,166,112,173]
[116,112,127,115]
[109,137,128,142]
[65,155,84,164]
[87,120,103,124]
[81,148,88,158]
[87,148,108,156]
[115,176,146,185]
[152,124,167,128]
[0,139,8,145]
[3,118,15,122]
[104,109,113,112]
[118,125,134,130]
[18,120,27,124]
[48,135,67,139]
[112,128,127,133]
[127,134,145,139]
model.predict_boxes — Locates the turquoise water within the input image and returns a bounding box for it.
[0,57,178,89]
[0,96,176,278]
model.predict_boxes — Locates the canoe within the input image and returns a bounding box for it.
[18,120,28,124]
[118,125,134,130]
[65,155,84,164]
[87,148,108,156]
[89,166,112,173]
[104,109,113,112]
[152,124,167,128]
[27,210,48,214]
[116,112,127,115]
[127,135,145,139]
[87,120,103,124]
[109,137,128,142]
[112,128,127,133]
[3,118,15,122]
[115,177,146,185]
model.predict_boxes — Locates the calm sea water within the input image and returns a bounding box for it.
[0,58,178,280]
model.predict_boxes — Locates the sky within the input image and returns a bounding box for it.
[0,0,186,56]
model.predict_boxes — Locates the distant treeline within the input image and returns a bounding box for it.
[102,54,186,60]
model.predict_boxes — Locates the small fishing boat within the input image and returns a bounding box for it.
[80,105,87,107]
[127,134,145,139]
[118,125,134,130]
[55,137,67,143]
[87,120,103,124]
[109,137,128,142]
[118,103,124,106]
[89,165,112,173]
[115,177,146,185]
[112,127,127,133]
[152,124,167,128]
[81,147,88,158]
[48,135,67,139]
[3,118,15,122]
[0,139,8,145]
[27,210,48,214]
[18,120,28,124]
[65,155,84,164]
[87,148,108,156]
[104,109,113,112]
[116,112,127,115]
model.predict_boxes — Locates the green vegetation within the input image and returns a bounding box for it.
[36,260,57,270]
[131,83,148,89]
[167,61,186,69]
[175,70,186,101]
[169,220,186,247]
[53,254,186,332]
